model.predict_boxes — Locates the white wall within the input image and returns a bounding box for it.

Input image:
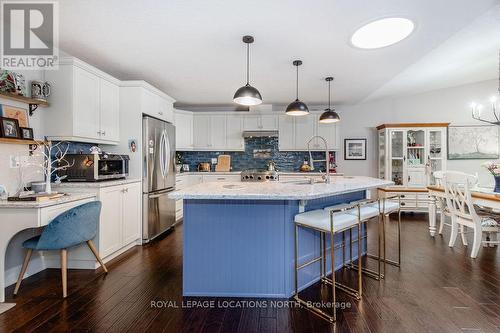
[336,79,498,187]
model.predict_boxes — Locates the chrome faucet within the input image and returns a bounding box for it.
[307,136,330,184]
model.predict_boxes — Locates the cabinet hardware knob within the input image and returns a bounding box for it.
[101,130,106,136]
[97,131,102,135]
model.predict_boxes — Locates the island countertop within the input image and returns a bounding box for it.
[169,176,393,200]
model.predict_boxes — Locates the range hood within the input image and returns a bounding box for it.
[242,130,278,138]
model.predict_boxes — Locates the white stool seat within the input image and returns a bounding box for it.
[369,201,399,214]
[295,209,358,233]
[346,206,379,220]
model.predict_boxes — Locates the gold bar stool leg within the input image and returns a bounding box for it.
[294,224,299,297]
[358,221,362,297]
[330,227,337,322]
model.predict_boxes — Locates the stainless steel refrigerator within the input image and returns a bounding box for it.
[142,115,176,242]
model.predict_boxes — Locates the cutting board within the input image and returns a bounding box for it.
[215,155,231,172]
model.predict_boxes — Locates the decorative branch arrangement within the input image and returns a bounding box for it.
[21,140,74,194]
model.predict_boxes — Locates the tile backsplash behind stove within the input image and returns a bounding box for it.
[177,137,333,172]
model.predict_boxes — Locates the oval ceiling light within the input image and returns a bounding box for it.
[351,17,414,49]
[286,60,309,116]
[319,77,340,124]
[234,35,262,106]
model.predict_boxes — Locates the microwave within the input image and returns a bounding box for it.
[58,154,129,182]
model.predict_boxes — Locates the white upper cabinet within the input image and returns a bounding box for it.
[260,115,278,130]
[99,78,120,142]
[142,89,174,123]
[44,57,120,145]
[315,114,340,151]
[243,114,278,130]
[210,115,227,149]
[226,115,244,150]
[73,66,100,139]
[174,110,193,150]
[278,115,295,150]
[192,113,244,151]
[193,114,211,149]
[294,115,316,150]
[278,113,340,151]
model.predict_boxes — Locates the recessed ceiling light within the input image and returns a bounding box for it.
[351,17,414,49]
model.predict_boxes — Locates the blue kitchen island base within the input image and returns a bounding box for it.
[182,191,366,298]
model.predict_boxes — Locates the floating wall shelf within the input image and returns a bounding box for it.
[0,92,49,116]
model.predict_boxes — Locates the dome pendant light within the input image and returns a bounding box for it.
[233,35,262,106]
[319,77,340,123]
[286,60,309,116]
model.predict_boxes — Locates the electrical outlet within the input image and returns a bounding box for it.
[211,158,217,165]
[10,155,20,168]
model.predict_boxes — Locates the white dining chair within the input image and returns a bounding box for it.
[443,171,499,258]
[433,171,468,245]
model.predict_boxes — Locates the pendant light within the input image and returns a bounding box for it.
[286,60,309,116]
[319,77,340,123]
[233,35,262,106]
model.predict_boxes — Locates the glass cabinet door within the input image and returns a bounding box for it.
[378,131,385,179]
[407,129,425,167]
[390,130,405,185]
[427,129,445,185]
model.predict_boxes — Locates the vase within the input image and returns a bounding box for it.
[495,176,500,193]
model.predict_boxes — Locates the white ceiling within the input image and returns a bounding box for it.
[58,0,500,107]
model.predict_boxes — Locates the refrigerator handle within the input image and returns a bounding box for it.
[164,130,171,178]
[159,131,166,177]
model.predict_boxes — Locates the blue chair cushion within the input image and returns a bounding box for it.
[22,235,41,249]
[23,201,102,251]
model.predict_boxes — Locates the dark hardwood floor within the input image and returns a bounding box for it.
[1,214,499,333]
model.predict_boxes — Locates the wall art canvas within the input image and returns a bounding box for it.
[447,125,499,160]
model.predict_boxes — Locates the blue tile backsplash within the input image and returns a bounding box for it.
[177,137,335,172]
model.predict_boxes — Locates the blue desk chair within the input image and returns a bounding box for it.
[13,201,108,298]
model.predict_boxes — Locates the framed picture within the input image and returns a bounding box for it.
[447,125,499,160]
[344,138,367,160]
[0,105,29,128]
[0,117,21,139]
[20,127,33,140]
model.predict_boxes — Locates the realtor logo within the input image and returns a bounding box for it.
[1,0,59,69]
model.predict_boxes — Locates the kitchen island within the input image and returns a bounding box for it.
[169,176,392,298]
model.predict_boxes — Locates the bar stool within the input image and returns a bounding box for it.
[367,196,402,267]
[293,203,362,322]
[325,200,384,280]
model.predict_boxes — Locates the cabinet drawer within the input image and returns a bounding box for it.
[202,175,241,182]
[39,197,95,227]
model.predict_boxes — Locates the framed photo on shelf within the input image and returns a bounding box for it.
[0,104,29,128]
[344,138,367,160]
[0,117,21,139]
[20,127,34,140]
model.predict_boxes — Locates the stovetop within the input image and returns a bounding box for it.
[241,170,279,182]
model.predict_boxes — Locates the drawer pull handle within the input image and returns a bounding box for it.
[400,202,406,206]
[400,195,405,198]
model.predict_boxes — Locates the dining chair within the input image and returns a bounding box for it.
[434,171,468,245]
[443,171,499,258]
[13,201,108,298]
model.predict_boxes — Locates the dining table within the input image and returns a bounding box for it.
[427,185,500,236]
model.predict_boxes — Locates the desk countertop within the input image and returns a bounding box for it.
[0,193,96,208]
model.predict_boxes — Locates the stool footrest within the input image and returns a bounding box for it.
[293,295,335,322]
[297,256,322,270]
[347,263,384,280]
[366,253,400,267]
[321,277,361,300]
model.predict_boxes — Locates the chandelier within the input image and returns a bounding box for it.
[471,50,500,125]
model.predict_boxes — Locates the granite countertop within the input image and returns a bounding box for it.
[176,172,343,176]
[0,193,96,208]
[169,176,393,200]
[55,178,141,188]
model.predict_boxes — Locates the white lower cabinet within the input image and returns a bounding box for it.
[98,182,141,258]
[57,182,142,260]
[99,186,123,257]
